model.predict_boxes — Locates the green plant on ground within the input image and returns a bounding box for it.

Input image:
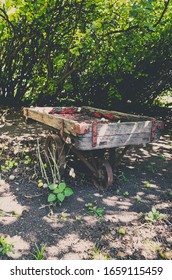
[85,203,104,218]
[48,182,73,205]
[123,191,129,196]
[158,153,167,161]
[92,245,111,260]
[31,243,46,260]
[0,211,6,217]
[118,171,129,184]
[36,138,65,185]
[145,181,151,188]
[1,159,18,171]
[145,207,165,223]
[60,212,68,221]
[0,237,15,255]
[24,155,31,164]
[146,164,155,173]
[38,179,44,188]
[75,215,82,222]
[117,228,126,235]
[135,194,142,202]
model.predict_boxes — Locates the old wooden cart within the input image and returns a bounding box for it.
[23,106,164,188]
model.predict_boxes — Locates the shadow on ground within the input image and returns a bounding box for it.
[0,107,171,260]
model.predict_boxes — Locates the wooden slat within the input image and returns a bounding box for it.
[80,121,152,138]
[23,108,76,136]
[75,132,151,150]
[23,108,90,136]
[81,106,154,121]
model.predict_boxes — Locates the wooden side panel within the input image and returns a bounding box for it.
[74,121,152,150]
[75,132,151,150]
[81,106,153,121]
[23,107,157,151]
[23,108,75,135]
[23,108,90,136]
[85,121,152,138]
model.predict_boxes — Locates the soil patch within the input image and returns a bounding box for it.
[0,107,171,260]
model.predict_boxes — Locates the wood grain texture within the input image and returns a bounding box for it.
[81,106,153,121]
[23,106,155,150]
[23,107,90,136]
[74,132,151,150]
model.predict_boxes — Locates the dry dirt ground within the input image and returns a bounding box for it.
[0,107,171,260]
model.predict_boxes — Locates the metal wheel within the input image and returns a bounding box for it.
[93,160,113,189]
[45,134,66,174]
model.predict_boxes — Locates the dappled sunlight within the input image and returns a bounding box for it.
[93,192,103,198]
[3,235,30,259]
[139,148,152,158]
[0,107,171,260]
[141,181,159,189]
[76,197,85,203]
[46,233,93,260]
[115,211,138,223]
[82,215,98,226]
[0,179,29,225]
[145,194,160,201]
[116,200,133,211]
[105,211,139,223]
[98,123,109,139]
[42,214,75,230]
[154,202,172,211]
[102,196,118,206]
[0,108,48,143]
[102,219,171,260]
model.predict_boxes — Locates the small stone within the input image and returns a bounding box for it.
[9,175,15,181]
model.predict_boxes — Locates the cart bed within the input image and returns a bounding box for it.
[23,106,163,150]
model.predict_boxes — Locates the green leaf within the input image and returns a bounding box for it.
[58,182,66,192]
[48,183,58,190]
[57,193,65,203]
[48,193,56,202]
[145,182,151,188]
[123,191,129,196]
[117,228,126,235]
[53,188,61,194]
[151,206,157,214]
[96,208,104,217]
[135,195,142,202]
[64,187,73,197]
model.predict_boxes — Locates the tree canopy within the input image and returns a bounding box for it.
[0,0,172,109]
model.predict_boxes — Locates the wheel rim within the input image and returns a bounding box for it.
[93,160,113,189]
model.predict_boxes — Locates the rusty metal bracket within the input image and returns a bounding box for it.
[151,118,156,142]
[92,121,97,147]
[60,119,64,138]
[71,146,98,177]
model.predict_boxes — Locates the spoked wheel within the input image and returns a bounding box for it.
[45,134,66,174]
[93,160,113,189]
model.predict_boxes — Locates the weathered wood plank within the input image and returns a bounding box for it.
[23,108,77,136]
[80,121,153,138]
[74,132,151,150]
[23,108,90,136]
[23,107,156,151]
[81,106,154,121]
